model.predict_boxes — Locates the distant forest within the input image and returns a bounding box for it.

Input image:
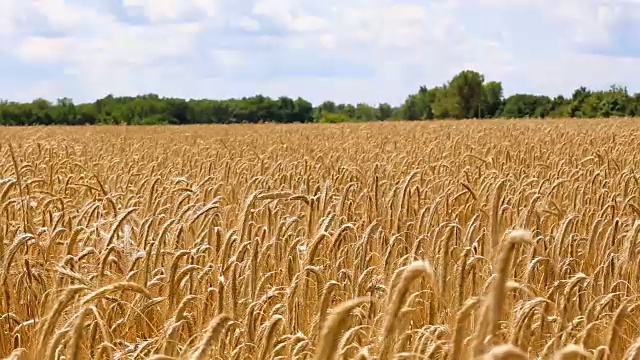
[1,69,638,125]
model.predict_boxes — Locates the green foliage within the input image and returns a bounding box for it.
[141,114,174,125]
[447,70,485,118]
[431,86,459,119]
[312,101,382,123]
[1,69,640,125]
[397,69,640,121]
[355,103,376,121]
[482,81,504,118]
[318,112,357,123]
[377,103,393,120]
[501,94,552,118]
[0,93,319,126]
[400,86,440,120]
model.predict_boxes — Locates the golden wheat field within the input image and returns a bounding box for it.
[1,119,640,360]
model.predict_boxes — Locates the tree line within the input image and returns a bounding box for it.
[1,69,639,125]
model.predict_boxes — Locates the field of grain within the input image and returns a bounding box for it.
[1,119,639,359]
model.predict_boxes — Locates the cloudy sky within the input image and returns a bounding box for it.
[2,0,640,105]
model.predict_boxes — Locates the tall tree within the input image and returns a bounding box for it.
[293,97,313,123]
[400,94,422,120]
[355,103,376,121]
[482,81,504,118]
[431,86,458,119]
[377,103,393,120]
[447,70,485,119]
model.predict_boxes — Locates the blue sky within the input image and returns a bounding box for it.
[2,0,640,105]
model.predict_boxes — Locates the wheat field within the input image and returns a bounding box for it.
[1,119,639,359]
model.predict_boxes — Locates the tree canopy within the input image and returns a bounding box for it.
[1,70,639,125]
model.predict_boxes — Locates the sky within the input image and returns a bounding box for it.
[2,0,640,106]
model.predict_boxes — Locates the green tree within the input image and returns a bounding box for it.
[293,97,313,123]
[482,81,504,118]
[501,94,552,118]
[431,86,458,119]
[447,70,485,118]
[355,103,376,121]
[276,96,295,123]
[3,68,640,125]
[313,101,337,122]
[597,85,630,117]
[568,87,591,117]
[401,94,422,120]
[377,103,393,120]
[318,112,354,123]
[52,98,77,124]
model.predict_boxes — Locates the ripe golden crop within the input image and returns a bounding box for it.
[0,119,639,359]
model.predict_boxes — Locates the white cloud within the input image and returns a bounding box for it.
[210,49,249,69]
[237,16,260,31]
[17,21,203,66]
[318,34,337,49]
[122,0,216,21]
[289,15,328,32]
[32,0,114,32]
[252,0,328,33]
[252,0,291,24]
[11,0,206,100]
[0,1,29,34]
[513,53,640,95]
[3,0,640,104]
[333,3,431,48]
[478,0,640,49]
[14,80,68,102]
[17,36,72,62]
